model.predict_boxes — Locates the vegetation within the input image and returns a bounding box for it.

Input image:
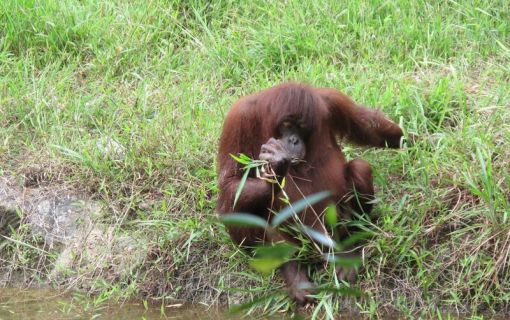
[0,0,509,318]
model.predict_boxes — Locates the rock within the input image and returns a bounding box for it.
[50,225,146,285]
[1,179,103,246]
[0,174,146,288]
[0,177,22,238]
[0,176,20,212]
[29,195,101,245]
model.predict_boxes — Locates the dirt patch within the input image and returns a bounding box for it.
[0,173,253,306]
[0,174,146,289]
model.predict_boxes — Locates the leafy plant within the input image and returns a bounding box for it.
[220,154,367,312]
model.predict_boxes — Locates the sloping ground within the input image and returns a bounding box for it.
[0,173,255,305]
[1,0,509,318]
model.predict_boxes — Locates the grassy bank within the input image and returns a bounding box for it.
[1,0,509,318]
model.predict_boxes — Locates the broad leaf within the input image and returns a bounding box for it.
[339,231,372,249]
[298,225,337,249]
[249,258,285,275]
[220,213,269,229]
[324,203,338,228]
[253,243,297,259]
[249,243,297,275]
[323,253,362,268]
[271,191,331,227]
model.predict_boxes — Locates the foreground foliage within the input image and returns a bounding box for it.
[1,0,509,318]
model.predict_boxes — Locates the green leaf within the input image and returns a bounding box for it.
[230,154,267,209]
[1,235,49,254]
[253,243,297,259]
[298,225,337,249]
[233,167,250,209]
[324,203,338,228]
[244,159,266,169]
[339,231,372,249]
[229,153,253,165]
[323,254,362,268]
[249,258,285,275]
[271,191,331,227]
[220,213,269,229]
[249,243,297,275]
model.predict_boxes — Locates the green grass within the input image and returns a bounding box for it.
[1,0,509,318]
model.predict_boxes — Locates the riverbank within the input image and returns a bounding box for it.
[1,1,509,318]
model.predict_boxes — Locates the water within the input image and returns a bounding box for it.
[3,288,505,319]
[0,288,224,320]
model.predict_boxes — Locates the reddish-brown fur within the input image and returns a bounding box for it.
[217,82,403,303]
